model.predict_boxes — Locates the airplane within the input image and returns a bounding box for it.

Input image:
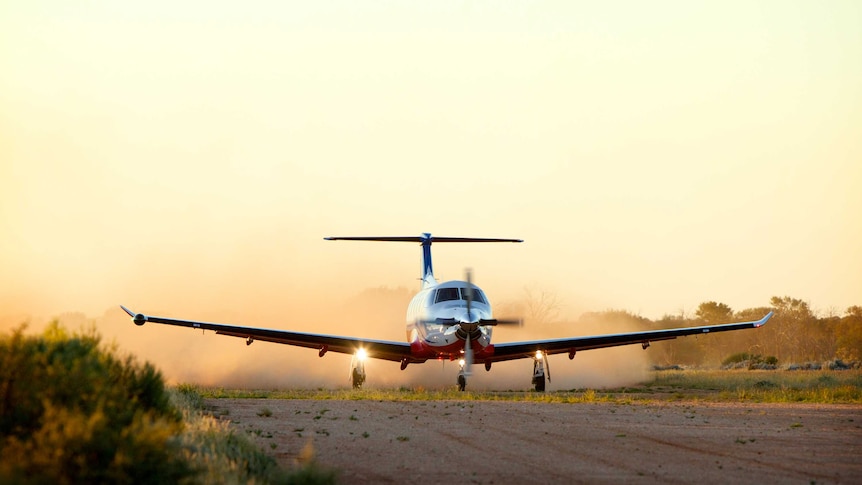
[121,233,773,391]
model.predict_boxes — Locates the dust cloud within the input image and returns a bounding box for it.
[483,309,652,390]
[4,286,653,391]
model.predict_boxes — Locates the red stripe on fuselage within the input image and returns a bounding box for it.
[409,338,495,362]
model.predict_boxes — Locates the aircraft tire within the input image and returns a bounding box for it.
[352,369,364,389]
[533,376,545,392]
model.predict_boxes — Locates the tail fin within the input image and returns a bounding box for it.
[325,233,523,288]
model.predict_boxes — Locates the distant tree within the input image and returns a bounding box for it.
[651,313,702,366]
[835,306,862,361]
[695,301,733,324]
[768,296,820,362]
[770,296,813,321]
[577,310,651,331]
[691,302,737,363]
[734,306,775,360]
[735,307,774,322]
[520,286,563,328]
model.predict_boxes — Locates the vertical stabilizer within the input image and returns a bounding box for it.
[419,233,436,288]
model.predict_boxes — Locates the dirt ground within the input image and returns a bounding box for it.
[207,398,861,484]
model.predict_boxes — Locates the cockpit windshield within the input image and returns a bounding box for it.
[434,287,487,304]
[434,288,459,303]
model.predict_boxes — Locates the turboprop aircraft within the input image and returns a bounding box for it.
[121,233,772,391]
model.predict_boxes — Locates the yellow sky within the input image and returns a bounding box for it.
[2,0,860,334]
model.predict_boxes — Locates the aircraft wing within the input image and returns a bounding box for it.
[120,306,414,363]
[485,312,773,363]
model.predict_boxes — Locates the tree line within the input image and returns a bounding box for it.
[510,292,862,367]
[580,296,862,366]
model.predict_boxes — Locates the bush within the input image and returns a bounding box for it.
[0,323,336,485]
[721,352,778,370]
[0,322,194,484]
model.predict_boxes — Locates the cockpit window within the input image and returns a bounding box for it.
[434,287,487,304]
[465,288,487,304]
[434,288,460,303]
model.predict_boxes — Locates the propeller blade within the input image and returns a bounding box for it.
[464,333,473,376]
[422,318,521,327]
[465,268,474,323]
[479,318,523,326]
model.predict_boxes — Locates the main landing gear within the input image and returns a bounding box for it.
[351,349,367,389]
[532,351,548,392]
[456,355,548,392]
[352,366,366,389]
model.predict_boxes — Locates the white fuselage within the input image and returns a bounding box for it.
[405,280,494,360]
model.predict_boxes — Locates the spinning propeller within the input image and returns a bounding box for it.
[462,269,477,376]
[439,268,521,376]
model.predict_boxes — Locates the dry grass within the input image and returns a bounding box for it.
[193,369,862,404]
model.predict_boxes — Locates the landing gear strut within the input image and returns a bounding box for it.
[352,364,366,389]
[457,361,467,391]
[532,353,546,392]
[351,367,365,389]
[351,351,367,389]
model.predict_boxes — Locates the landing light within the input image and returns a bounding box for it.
[356,348,368,361]
[458,358,465,366]
[535,350,543,360]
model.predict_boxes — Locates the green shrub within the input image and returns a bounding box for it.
[0,322,194,484]
[175,383,206,411]
[721,352,778,369]
[0,323,336,485]
[722,352,755,366]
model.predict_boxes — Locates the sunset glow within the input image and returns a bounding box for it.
[2,1,859,387]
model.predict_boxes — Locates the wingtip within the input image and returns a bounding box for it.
[120,305,148,326]
[756,311,775,327]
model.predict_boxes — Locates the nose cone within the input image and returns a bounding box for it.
[451,307,472,324]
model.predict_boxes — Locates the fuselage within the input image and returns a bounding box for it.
[405,279,495,361]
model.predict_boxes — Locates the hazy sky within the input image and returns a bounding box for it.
[2,1,860,336]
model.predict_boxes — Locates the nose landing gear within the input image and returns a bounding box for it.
[532,351,548,392]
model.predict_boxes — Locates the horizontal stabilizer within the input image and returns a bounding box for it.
[325,236,523,243]
[325,233,522,289]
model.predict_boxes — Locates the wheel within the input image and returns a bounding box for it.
[533,375,545,392]
[532,359,546,392]
[352,368,364,389]
[457,374,466,392]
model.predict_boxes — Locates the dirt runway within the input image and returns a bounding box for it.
[207,398,861,484]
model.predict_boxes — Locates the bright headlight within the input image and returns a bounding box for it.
[356,348,368,361]
[535,350,543,360]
